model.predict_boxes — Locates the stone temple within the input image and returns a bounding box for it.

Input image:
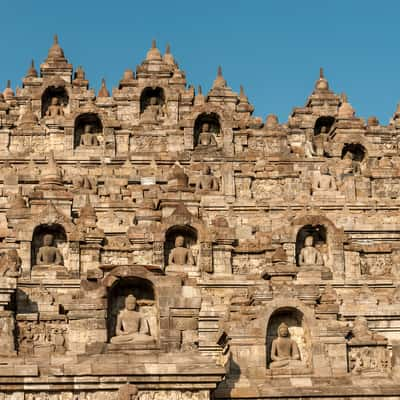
[0,35,400,400]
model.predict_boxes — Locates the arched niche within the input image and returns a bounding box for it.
[74,113,103,148]
[164,224,198,266]
[266,307,310,369]
[41,86,69,117]
[140,87,165,114]
[341,143,366,162]
[32,223,67,267]
[295,224,327,267]
[107,277,156,342]
[314,116,335,136]
[194,112,221,147]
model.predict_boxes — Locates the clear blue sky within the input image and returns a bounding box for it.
[1,0,399,124]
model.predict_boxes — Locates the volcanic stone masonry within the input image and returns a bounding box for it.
[0,35,400,400]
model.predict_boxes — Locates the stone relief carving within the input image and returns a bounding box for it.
[18,321,67,355]
[349,346,390,374]
[0,249,21,277]
[360,253,392,277]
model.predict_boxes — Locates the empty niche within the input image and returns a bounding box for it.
[341,143,366,162]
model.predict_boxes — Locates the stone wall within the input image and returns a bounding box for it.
[0,37,399,399]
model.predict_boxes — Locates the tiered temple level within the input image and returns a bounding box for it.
[0,37,399,400]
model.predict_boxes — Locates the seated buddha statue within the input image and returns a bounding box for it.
[110,294,154,345]
[45,97,64,117]
[168,236,194,265]
[197,123,217,148]
[36,234,63,265]
[196,165,219,192]
[299,235,324,266]
[141,97,161,123]
[80,125,100,147]
[270,322,304,369]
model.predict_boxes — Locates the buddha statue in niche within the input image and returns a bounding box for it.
[197,123,217,147]
[110,294,154,345]
[36,234,63,265]
[141,97,162,123]
[196,165,219,192]
[80,125,100,147]
[45,97,64,117]
[270,322,303,369]
[299,235,324,266]
[168,235,194,265]
[314,165,337,191]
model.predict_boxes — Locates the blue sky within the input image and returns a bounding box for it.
[1,0,399,123]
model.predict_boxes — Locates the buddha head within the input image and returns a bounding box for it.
[320,126,327,134]
[175,235,185,248]
[51,97,60,106]
[278,322,289,337]
[202,123,210,133]
[84,124,93,134]
[149,97,158,106]
[125,294,137,311]
[304,235,314,247]
[202,165,211,175]
[43,233,54,247]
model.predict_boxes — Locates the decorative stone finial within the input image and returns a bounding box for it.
[39,151,63,187]
[212,66,227,88]
[47,34,66,61]
[146,39,162,61]
[239,85,248,102]
[265,114,279,128]
[98,78,110,97]
[163,43,175,65]
[26,59,38,78]
[315,67,329,91]
[20,101,38,126]
[3,80,14,99]
[338,93,355,118]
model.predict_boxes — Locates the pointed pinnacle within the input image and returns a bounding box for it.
[54,34,59,44]
[198,85,202,95]
[166,43,171,54]
[6,80,11,88]
[152,39,156,49]
[217,65,223,77]
[319,67,324,79]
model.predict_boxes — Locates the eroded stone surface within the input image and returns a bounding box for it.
[0,37,398,400]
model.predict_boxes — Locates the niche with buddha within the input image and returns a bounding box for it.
[74,113,103,148]
[41,86,68,118]
[266,307,311,370]
[140,87,165,123]
[31,223,67,268]
[296,224,328,268]
[164,225,198,270]
[107,277,158,346]
[194,112,221,148]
